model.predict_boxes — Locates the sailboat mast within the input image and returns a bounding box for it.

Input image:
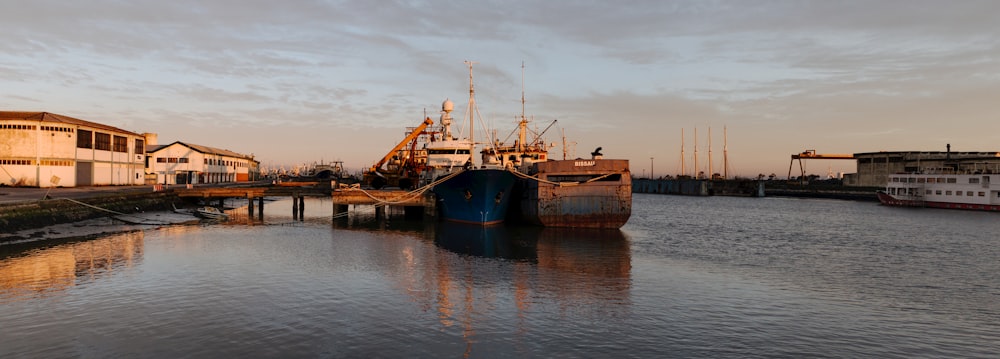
[723,126,729,179]
[680,128,686,177]
[694,127,699,179]
[708,127,713,180]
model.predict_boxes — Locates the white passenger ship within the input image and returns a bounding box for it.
[878,169,1000,211]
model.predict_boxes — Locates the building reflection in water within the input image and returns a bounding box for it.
[0,231,145,301]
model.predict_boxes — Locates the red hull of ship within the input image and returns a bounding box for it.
[877,191,1000,211]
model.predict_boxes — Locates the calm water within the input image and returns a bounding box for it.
[2,194,999,358]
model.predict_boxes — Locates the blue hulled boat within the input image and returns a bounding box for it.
[422,61,515,225]
[432,168,516,224]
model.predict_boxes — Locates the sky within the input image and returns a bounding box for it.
[3,0,999,178]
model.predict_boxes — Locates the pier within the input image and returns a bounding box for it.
[174,185,432,220]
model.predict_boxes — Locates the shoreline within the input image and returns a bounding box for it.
[1,210,200,245]
[1,186,187,244]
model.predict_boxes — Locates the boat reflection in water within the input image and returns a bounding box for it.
[423,221,632,352]
[425,222,632,351]
[432,222,631,271]
[433,222,534,259]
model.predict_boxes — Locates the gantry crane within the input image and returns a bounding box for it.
[788,150,854,183]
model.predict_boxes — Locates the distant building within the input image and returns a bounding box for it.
[146,141,259,185]
[845,150,1000,187]
[0,111,146,187]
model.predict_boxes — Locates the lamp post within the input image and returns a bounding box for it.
[650,157,654,179]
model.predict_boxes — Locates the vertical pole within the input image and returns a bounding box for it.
[247,193,254,216]
[298,196,305,221]
[292,194,299,220]
[258,196,264,220]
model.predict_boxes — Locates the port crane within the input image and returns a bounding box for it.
[363,117,434,190]
[788,150,854,183]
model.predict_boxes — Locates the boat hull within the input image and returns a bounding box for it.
[432,169,517,225]
[193,207,228,219]
[878,191,1000,211]
[515,159,632,228]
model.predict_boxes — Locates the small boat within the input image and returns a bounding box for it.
[193,206,229,219]
[878,169,1000,211]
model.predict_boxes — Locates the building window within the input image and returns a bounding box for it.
[969,178,980,184]
[157,158,166,163]
[168,158,178,163]
[77,129,93,148]
[95,132,111,151]
[936,190,942,195]
[946,191,952,195]
[947,178,957,183]
[979,192,985,197]
[967,191,974,196]
[135,139,145,154]
[113,135,128,153]
[179,158,189,163]
[0,159,33,165]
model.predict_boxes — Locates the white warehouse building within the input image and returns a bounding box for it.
[146,140,259,185]
[0,111,147,187]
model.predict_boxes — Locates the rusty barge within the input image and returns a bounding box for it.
[511,156,632,228]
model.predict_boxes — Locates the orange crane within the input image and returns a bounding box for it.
[363,117,434,189]
[788,150,854,182]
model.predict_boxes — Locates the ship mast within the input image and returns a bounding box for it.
[465,60,478,166]
[518,61,527,153]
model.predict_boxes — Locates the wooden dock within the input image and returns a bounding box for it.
[172,185,432,220]
[174,186,330,199]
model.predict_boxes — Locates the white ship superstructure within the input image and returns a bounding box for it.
[879,168,1000,211]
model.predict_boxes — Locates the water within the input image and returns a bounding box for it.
[2,194,999,358]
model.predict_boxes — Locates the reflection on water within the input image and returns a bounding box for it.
[420,222,633,349]
[433,222,534,260]
[2,196,999,357]
[0,231,144,301]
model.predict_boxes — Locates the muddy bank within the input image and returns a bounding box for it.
[0,192,184,238]
[0,210,200,246]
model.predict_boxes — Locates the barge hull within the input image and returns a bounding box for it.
[516,159,631,228]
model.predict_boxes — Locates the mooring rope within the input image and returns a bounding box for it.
[507,167,616,187]
[343,169,465,206]
[57,197,177,225]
